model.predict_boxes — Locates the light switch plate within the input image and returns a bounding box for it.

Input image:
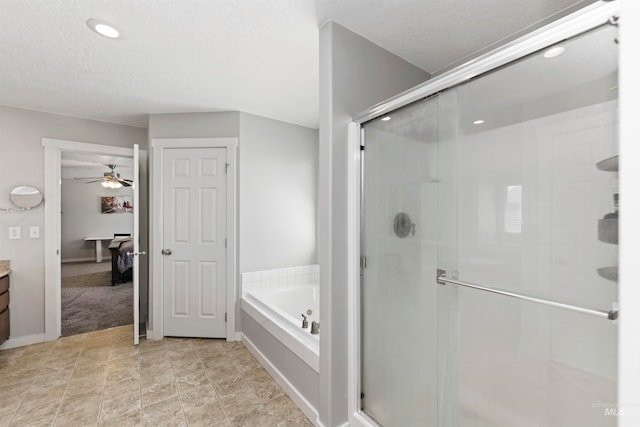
[29,226,40,239]
[8,226,21,240]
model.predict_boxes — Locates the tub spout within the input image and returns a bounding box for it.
[301,314,308,329]
[310,321,320,335]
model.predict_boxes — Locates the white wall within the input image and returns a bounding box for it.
[0,105,147,345]
[239,112,318,272]
[61,179,133,261]
[319,21,430,426]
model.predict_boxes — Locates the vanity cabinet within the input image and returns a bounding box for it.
[0,274,9,345]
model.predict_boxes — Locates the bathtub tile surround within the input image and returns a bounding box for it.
[241,264,319,295]
[0,325,313,426]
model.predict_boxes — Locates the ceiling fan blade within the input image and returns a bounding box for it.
[84,179,104,183]
[121,178,133,182]
[73,177,103,180]
[120,181,132,187]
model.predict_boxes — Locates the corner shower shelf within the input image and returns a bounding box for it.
[597,266,618,282]
[598,215,618,244]
[596,155,619,172]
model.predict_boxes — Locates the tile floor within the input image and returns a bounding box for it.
[0,325,313,426]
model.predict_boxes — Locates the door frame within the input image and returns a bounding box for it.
[149,137,238,341]
[42,138,139,341]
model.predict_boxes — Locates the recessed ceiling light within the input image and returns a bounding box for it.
[381,116,391,121]
[86,19,120,39]
[473,119,485,125]
[543,46,565,59]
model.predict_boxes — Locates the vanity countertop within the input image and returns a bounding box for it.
[0,260,10,278]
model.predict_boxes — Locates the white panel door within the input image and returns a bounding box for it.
[163,148,227,338]
[133,144,140,345]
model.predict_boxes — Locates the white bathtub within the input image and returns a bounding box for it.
[242,284,319,372]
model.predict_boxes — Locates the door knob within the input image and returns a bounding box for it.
[161,248,172,256]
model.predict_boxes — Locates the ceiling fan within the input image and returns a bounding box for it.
[75,164,132,188]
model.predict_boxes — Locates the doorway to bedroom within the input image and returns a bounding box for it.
[60,151,134,337]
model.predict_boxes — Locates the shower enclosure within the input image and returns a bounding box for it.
[350,3,619,426]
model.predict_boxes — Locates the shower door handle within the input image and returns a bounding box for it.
[161,248,172,256]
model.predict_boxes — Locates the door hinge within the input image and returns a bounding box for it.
[360,142,365,151]
[225,163,230,174]
[360,256,367,269]
[225,312,227,322]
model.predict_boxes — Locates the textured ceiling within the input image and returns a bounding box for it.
[318,0,598,74]
[0,0,597,129]
[0,0,319,128]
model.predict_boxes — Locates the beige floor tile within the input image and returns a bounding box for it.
[103,378,140,401]
[54,405,100,426]
[175,371,211,395]
[140,368,174,389]
[179,383,219,408]
[0,382,31,415]
[100,394,141,422]
[0,411,16,427]
[2,367,41,386]
[142,396,186,426]
[183,400,227,426]
[249,376,286,403]
[2,334,308,427]
[220,389,262,419]
[58,390,103,415]
[229,405,278,427]
[276,415,315,427]
[264,394,305,421]
[214,373,251,398]
[10,399,60,425]
[141,380,177,407]
[97,410,141,427]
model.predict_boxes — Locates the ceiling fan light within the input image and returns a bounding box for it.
[101,181,110,188]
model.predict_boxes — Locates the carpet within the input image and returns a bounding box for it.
[61,271,112,288]
[61,282,133,337]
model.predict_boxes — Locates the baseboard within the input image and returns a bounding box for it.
[145,329,162,340]
[61,257,101,263]
[241,333,320,426]
[0,333,47,350]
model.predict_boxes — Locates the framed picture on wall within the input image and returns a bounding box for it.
[101,196,133,214]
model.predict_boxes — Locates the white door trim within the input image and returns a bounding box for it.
[149,138,238,341]
[42,138,135,341]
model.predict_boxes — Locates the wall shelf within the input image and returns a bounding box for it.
[596,155,619,172]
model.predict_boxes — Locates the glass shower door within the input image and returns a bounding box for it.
[436,23,619,427]
[361,96,440,426]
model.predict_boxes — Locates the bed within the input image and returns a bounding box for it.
[108,237,134,285]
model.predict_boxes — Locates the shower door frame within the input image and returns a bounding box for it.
[346,2,623,426]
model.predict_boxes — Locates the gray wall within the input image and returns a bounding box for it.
[0,105,148,342]
[148,111,318,333]
[318,21,430,426]
[61,179,133,261]
[239,112,318,272]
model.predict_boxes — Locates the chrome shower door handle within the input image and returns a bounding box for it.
[126,251,147,256]
[161,248,172,256]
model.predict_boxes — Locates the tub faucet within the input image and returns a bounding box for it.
[311,321,320,335]
[301,314,308,329]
